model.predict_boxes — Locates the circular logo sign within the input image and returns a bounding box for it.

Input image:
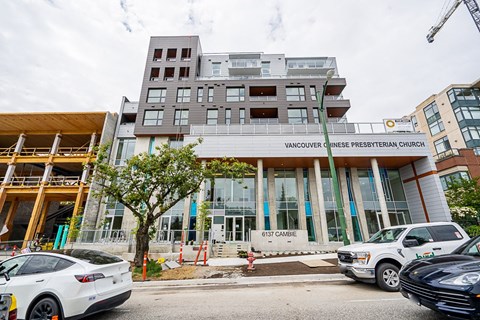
[385,120,395,128]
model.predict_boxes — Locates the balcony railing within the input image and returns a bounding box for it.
[0,147,92,157]
[249,96,278,102]
[190,122,409,136]
[434,149,460,161]
[229,59,260,68]
[250,118,279,124]
[8,176,82,187]
[197,74,340,81]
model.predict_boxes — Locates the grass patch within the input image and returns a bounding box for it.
[133,260,162,278]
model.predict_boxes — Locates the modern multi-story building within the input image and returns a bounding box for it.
[86,36,452,251]
[0,112,117,244]
[409,79,480,190]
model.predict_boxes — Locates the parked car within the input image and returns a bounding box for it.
[400,235,480,319]
[0,293,17,320]
[0,249,132,320]
[337,222,469,291]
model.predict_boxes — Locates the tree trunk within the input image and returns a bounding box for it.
[134,224,150,267]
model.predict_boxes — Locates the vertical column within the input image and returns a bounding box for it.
[1,198,19,241]
[256,159,265,230]
[371,158,391,228]
[267,168,277,230]
[338,168,355,242]
[35,202,51,235]
[296,168,307,230]
[42,133,62,184]
[351,168,370,239]
[23,185,46,242]
[82,133,98,183]
[182,195,191,231]
[313,159,328,244]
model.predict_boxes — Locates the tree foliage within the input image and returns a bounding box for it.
[91,139,254,265]
[445,177,480,230]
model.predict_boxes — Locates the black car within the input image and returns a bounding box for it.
[400,235,480,319]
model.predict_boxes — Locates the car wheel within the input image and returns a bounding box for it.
[376,263,400,292]
[28,297,61,320]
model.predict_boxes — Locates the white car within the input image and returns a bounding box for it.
[338,222,469,291]
[0,249,132,320]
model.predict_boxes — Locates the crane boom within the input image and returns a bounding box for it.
[427,0,480,42]
[427,0,462,43]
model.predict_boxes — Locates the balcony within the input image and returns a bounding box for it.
[118,123,135,138]
[7,175,83,187]
[190,122,397,136]
[434,149,460,162]
[286,58,337,76]
[228,59,261,76]
[123,102,138,114]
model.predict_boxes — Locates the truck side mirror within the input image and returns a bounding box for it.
[403,239,419,248]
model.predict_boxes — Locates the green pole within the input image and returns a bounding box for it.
[316,74,350,246]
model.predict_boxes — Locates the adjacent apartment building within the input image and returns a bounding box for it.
[409,79,480,190]
[86,35,452,250]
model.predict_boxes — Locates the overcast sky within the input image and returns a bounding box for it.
[0,0,479,122]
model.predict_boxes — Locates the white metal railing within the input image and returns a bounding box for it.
[4,147,92,157]
[8,176,82,187]
[77,229,130,244]
[434,148,460,161]
[324,95,344,100]
[75,229,210,244]
[249,96,278,102]
[250,118,279,124]
[196,74,339,81]
[230,59,260,68]
[286,58,336,69]
[190,122,400,135]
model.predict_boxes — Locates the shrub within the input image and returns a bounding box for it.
[133,259,162,277]
[238,250,248,258]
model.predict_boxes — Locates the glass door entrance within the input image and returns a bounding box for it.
[225,216,243,242]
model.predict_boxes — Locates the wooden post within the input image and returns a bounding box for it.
[23,185,46,244]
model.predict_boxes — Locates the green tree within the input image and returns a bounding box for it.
[196,201,212,241]
[445,177,480,227]
[92,139,254,266]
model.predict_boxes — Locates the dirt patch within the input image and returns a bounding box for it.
[133,265,243,281]
[242,259,340,277]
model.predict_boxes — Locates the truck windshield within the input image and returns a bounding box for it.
[366,227,407,243]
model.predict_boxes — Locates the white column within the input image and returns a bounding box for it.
[371,158,391,228]
[2,133,27,184]
[296,168,307,230]
[256,159,265,230]
[42,133,62,183]
[51,133,62,155]
[313,159,329,244]
[88,133,98,153]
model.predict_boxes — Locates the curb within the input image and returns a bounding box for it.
[133,273,352,290]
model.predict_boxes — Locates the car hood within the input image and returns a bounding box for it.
[338,242,395,253]
[401,254,480,283]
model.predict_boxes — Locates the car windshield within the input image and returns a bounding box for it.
[453,236,480,256]
[366,227,407,243]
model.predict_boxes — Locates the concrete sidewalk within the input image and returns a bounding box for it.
[133,273,350,290]
[207,253,337,267]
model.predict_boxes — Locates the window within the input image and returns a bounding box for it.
[212,62,221,76]
[313,108,320,124]
[19,256,62,275]
[181,48,191,61]
[462,126,480,142]
[449,88,480,103]
[197,87,204,103]
[207,109,218,125]
[423,102,444,136]
[261,62,270,76]
[153,49,162,61]
[411,115,418,128]
[166,48,177,61]
[225,108,231,125]
[434,136,451,154]
[0,255,29,278]
[239,108,245,124]
[286,86,306,101]
[176,88,191,103]
[164,67,174,81]
[150,68,160,81]
[310,86,317,101]
[288,108,308,124]
[174,110,189,125]
[115,138,136,165]
[179,67,190,80]
[147,88,166,103]
[169,137,184,149]
[429,225,463,241]
[226,87,245,102]
[208,87,214,102]
[455,106,480,122]
[143,110,164,126]
[405,227,433,246]
[440,172,470,190]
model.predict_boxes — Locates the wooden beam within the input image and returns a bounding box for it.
[1,198,19,241]
[68,184,85,243]
[23,186,46,243]
[36,201,51,236]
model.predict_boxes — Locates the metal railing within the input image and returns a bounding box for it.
[0,146,92,157]
[250,118,279,124]
[8,176,82,187]
[434,148,460,161]
[76,229,131,244]
[196,74,340,81]
[230,59,260,68]
[190,122,397,136]
[249,96,278,102]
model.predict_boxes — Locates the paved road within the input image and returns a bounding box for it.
[86,280,449,320]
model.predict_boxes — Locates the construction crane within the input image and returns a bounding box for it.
[427,0,480,43]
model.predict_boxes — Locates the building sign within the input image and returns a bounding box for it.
[284,140,425,149]
[251,230,308,251]
[383,119,414,133]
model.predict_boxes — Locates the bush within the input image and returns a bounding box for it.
[466,225,480,237]
[238,250,248,258]
[133,259,162,278]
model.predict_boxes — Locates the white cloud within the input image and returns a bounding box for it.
[0,0,479,121]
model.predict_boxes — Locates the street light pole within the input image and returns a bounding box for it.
[316,70,350,246]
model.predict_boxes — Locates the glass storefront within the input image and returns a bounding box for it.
[275,169,299,230]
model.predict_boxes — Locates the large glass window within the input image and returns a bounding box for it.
[310,86,317,101]
[423,102,444,136]
[313,108,320,124]
[207,109,218,125]
[261,62,270,76]
[440,171,470,190]
[212,62,221,76]
[208,87,214,102]
[275,170,298,230]
[286,87,306,101]
[225,108,231,125]
[239,108,245,124]
[226,88,245,102]
[288,108,308,124]
[197,87,204,103]
[411,115,418,128]
[462,126,480,142]
[174,110,189,125]
[143,110,163,126]
[176,88,191,103]
[434,136,451,154]
[455,106,480,122]
[147,88,166,103]
[327,210,343,242]
[115,138,136,165]
[448,88,480,103]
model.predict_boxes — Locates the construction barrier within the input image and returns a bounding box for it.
[142,252,147,281]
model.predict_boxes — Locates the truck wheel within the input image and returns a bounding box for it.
[376,263,400,292]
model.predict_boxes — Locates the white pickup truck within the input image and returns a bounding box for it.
[338,222,469,291]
